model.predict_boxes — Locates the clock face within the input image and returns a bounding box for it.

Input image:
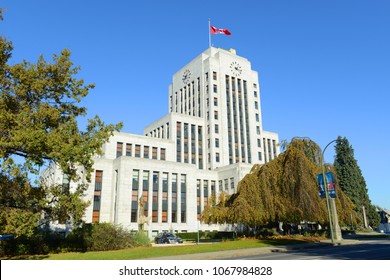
[230,61,242,77]
[182,69,191,84]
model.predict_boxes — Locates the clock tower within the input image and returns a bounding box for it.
[168,47,279,170]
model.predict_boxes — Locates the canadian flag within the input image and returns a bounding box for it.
[210,25,231,36]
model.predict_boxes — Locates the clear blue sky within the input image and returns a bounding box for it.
[1,1,389,210]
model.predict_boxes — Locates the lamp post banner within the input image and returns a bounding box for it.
[316,174,326,198]
[317,172,337,199]
[326,172,337,198]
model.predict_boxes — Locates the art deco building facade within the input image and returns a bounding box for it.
[42,47,280,236]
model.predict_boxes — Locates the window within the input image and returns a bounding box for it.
[132,169,139,189]
[62,173,70,193]
[162,210,167,223]
[131,210,137,223]
[253,83,257,89]
[116,142,123,158]
[181,174,186,223]
[92,170,103,223]
[214,97,218,106]
[144,146,149,158]
[256,113,260,122]
[254,91,258,97]
[255,101,258,110]
[258,151,262,161]
[213,71,217,80]
[257,139,261,147]
[215,124,219,134]
[213,84,217,93]
[152,147,158,159]
[126,143,132,156]
[132,190,138,202]
[143,171,149,190]
[214,111,218,120]
[94,170,103,191]
[160,148,166,160]
[152,210,158,222]
[256,126,260,135]
[215,138,219,148]
[135,145,141,157]
[216,152,220,162]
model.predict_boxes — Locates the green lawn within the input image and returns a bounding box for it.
[44,239,307,260]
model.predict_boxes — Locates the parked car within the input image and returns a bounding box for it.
[0,234,14,241]
[154,232,183,244]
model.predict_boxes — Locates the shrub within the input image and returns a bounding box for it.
[131,231,151,247]
[85,223,135,251]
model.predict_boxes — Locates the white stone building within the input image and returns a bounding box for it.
[42,47,280,236]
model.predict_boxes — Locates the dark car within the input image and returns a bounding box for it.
[154,232,183,244]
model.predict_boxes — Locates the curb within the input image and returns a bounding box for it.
[146,240,360,260]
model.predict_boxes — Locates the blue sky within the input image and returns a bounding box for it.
[1,1,389,210]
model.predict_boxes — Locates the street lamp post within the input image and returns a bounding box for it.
[320,140,342,243]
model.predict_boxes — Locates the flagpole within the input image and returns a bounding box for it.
[208,18,211,48]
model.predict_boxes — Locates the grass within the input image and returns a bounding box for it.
[42,238,309,260]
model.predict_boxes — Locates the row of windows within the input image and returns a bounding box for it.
[171,77,202,117]
[146,122,170,139]
[132,170,187,224]
[116,142,166,161]
[225,75,252,164]
[176,122,204,169]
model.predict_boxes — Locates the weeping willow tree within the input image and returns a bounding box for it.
[202,138,359,228]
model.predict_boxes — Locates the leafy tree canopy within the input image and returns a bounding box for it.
[0,14,122,236]
[203,138,359,229]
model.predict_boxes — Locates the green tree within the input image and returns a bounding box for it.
[0,17,122,237]
[334,136,380,228]
[202,138,358,230]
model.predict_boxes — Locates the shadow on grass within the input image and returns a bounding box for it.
[1,254,50,260]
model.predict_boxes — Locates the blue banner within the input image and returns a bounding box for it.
[317,174,326,199]
[317,172,337,198]
[326,172,336,198]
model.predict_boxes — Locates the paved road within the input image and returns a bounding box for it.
[222,239,390,260]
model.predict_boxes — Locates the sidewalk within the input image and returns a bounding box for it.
[147,239,360,260]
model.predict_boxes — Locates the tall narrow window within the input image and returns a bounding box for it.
[172,173,177,223]
[152,172,159,222]
[116,142,123,158]
[142,171,149,217]
[203,180,209,208]
[162,173,168,223]
[184,123,189,163]
[198,126,203,169]
[93,170,103,222]
[62,173,70,194]
[181,174,187,223]
[176,122,182,162]
[131,170,139,223]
